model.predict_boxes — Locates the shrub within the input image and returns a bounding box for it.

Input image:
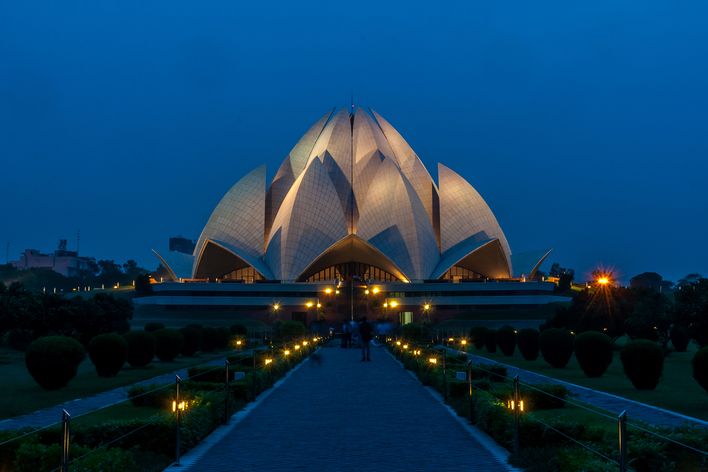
[670,325,690,352]
[123,331,155,367]
[180,325,203,356]
[517,328,540,360]
[692,347,708,393]
[88,333,127,377]
[201,327,221,352]
[25,336,86,390]
[496,326,517,356]
[128,383,172,408]
[230,324,248,336]
[484,329,497,353]
[400,323,426,342]
[539,328,574,368]
[523,384,569,409]
[153,328,184,362]
[574,331,613,377]
[620,340,664,390]
[144,322,165,332]
[276,320,306,340]
[470,326,488,350]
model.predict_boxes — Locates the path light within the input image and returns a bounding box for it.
[294,344,301,350]
[264,358,273,366]
[423,304,430,311]
[335,290,340,295]
[306,301,314,308]
[396,340,401,346]
[383,302,388,308]
[403,344,409,349]
[428,358,438,365]
[506,400,525,412]
[316,303,321,308]
[364,289,369,295]
[325,288,332,294]
[390,301,398,308]
[302,341,308,346]
[372,287,380,294]
[460,340,467,346]
[236,340,243,346]
[172,400,188,413]
[273,303,280,311]
[284,350,291,356]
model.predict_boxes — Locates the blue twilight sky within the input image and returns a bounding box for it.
[1,1,707,283]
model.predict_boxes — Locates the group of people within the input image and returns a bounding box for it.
[341,317,374,362]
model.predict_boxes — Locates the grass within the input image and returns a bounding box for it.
[0,348,228,420]
[463,343,708,421]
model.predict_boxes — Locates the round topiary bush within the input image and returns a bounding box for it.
[691,347,708,393]
[123,331,155,367]
[25,336,86,390]
[144,322,165,333]
[469,326,488,350]
[88,333,128,377]
[620,340,664,390]
[484,329,497,353]
[539,328,574,368]
[574,331,613,377]
[496,326,517,356]
[180,325,203,356]
[517,329,540,360]
[670,325,690,352]
[153,328,184,362]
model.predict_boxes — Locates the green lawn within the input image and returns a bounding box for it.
[463,343,708,421]
[0,348,228,420]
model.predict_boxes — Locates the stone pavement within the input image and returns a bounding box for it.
[0,356,226,431]
[182,345,514,471]
[460,350,708,430]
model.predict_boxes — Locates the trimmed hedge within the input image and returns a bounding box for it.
[574,331,613,378]
[496,326,517,356]
[470,326,488,350]
[153,328,184,362]
[670,325,690,352]
[123,331,155,367]
[25,336,86,390]
[188,366,233,383]
[180,325,203,356]
[517,328,540,360]
[621,340,664,390]
[539,328,574,368]
[88,333,128,377]
[692,347,708,393]
[484,329,497,353]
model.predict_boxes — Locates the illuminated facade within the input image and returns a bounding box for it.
[140,107,563,322]
[154,107,548,283]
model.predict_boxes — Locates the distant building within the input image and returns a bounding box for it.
[169,236,196,255]
[11,240,95,277]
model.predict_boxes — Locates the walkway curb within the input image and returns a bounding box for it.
[163,350,316,471]
[385,349,520,472]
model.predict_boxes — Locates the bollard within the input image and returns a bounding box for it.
[175,375,181,466]
[467,361,474,423]
[618,410,627,472]
[513,375,520,456]
[61,409,71,472]
[224,359,230,424]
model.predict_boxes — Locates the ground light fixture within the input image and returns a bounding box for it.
[396,340,401,346]
[284,350,291,356]
[302,341,308,346]
[372,287,380,294]
[294,344,301,350]
[325,288,332,294]
[506,400,525,412]
[403,344,409,349]
[390,301,398,308]
[460,340,467,346]
[264,358,273,366]
[306,301,314,308]
[172,400,188,413]
[428,357,437,364]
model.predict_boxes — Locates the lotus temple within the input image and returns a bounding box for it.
[137,107,567,324]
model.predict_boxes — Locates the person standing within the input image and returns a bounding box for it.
[359,316,374,362]
[341,320,351,348]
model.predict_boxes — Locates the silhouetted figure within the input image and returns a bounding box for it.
[341,321,351,348]
[359,317,373,361]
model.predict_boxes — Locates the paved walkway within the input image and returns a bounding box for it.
[0,357,225,431]
[459,350,708,430]
[181,346,513,471]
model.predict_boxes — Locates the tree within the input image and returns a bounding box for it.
[673,278,708,347]
[629,272,664,291]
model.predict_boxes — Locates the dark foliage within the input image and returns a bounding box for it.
[469,326,488,350]
[539,328,574,368]
[692,347,708,393]
[25,336,86,389]
[496,326,517,356]
[620,340,664,390]
[180,325,204,356]
[201,327,224,352]
[230,324,248,336]
[88,333,127,377]
[670,325,690,352]
[574,331,613,377]
[188,366,233,383]
[484,329,497,353]
[517,328,540,360]
[153,328,184,362]
[123,331,155,367]
[274,320,306,341]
